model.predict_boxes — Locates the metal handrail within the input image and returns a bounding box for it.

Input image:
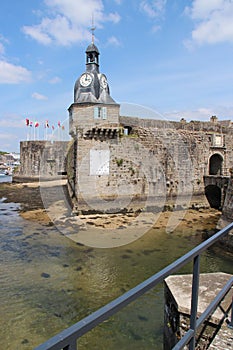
[35,222,233,350]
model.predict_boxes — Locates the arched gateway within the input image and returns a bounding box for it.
[209,153,223,175]
[205,185,222,209]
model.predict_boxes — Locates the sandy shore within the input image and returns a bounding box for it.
[3,181,233,250]
[0,181,221,238]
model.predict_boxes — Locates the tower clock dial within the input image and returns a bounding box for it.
[100,75,108,89]
[80,73,92,87]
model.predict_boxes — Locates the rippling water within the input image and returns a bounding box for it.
[0,197,232,350]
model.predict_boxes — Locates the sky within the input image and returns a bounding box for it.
[1,0,233,152]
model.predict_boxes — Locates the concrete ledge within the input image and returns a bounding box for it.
[12,175,39,183]
[164,272,233,349]
[165,272,232,324]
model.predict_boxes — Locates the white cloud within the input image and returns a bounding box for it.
[152,24,161,33]
[185,0,233,46]
[32,92,48,100]
[165,107,213,121]
[140,0,166,19]
[23,16,90,46]
[0,61,31,84]
[0,132,15,139]
[185,0,225,19]
[49,76,61,84]
[23,22,52,45]
[0,43,5,56]
[0,117,24,128]
[0,34,9,56]
[22,0,121,46]
[106,12,121,24]
[0,132,18,142]
[165,105,233,121]
[106,36,121,47]
[0,130,20,152]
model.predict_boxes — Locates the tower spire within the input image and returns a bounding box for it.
[91,14,96,44]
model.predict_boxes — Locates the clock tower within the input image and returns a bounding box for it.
[69,37,120,136]
[67,36,120,211]
[73,40,117,106]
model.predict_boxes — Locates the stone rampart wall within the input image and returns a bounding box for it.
[219,173,233,240]
[222,176,233,222]
[71,120,233,212]
[13,141,70,182]
[120,116,233,133]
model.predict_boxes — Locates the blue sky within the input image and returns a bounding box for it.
[1,0,233,152]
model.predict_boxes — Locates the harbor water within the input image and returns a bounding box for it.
[0,175,12,183]
[0,183,232,349]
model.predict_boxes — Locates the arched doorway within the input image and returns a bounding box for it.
[209,154,223,175]
[205,185,221,209]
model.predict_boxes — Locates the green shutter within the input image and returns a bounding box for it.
[102,107,107,119]
[94,107,99,119]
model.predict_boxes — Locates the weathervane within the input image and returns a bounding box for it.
[91,14,96,43]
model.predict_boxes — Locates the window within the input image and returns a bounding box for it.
[94,107,107,120]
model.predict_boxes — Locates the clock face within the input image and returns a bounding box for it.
[80,73,92,87]
[100,75,108,89]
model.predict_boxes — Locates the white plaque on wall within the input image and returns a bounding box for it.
[215,135,223,146]
[90,149,110,175]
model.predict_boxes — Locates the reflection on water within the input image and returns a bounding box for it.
[0,175,12,183]
[0,200,232,350]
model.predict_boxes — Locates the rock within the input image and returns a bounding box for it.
[41,272,50,278]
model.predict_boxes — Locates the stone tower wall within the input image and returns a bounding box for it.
[13,141,70,182]
[69,103,120,137]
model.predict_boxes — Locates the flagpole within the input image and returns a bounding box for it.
[30,121,33,140]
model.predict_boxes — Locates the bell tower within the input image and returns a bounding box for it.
[86,43,99,72]
[72,32,117,108]
[67,30,120,211]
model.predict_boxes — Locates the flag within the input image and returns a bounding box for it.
[30,121,33,127]
[45,120,49,128]
[25,118,29,126]
[58,121,61,127]
[35,122,39,128]
[52,125,55,130]
[62,125,65,130]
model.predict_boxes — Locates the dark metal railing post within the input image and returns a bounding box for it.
[189,254,200,350]
[64,338,77,350]
[227,294,233,329]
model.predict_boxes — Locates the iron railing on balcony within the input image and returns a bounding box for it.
[35,222,233,350]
